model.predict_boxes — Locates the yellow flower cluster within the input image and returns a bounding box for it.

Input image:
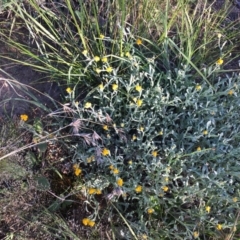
[20,114,28,122]
[84,102,92,109]
[101,56,108,63]
[205,206,211,213]
[106,66,113,73]
[87,155,95,163]
[136,38,142,45]
[132,134,137,141]
[117,178,123,187]
[136,99,143,107]
[135,84,143,92]
[82,49,88,56]
[203,130,208,135]
[94,56,100,62]
[103,125,109,130]
[193,231,199,239]
[228,89,234,96]
[112,83,118,91]
[162,186,168,192]
[66,87,72,93]
[73,164,82,176]
[147,208,154,214]
[109,165,119,174]
[152,151,158,157]
[82,218,95,227]
[88,188,102,195]
[99,83,104,91]
[216,224,222,230]
[197,146,201,151]
[216,58,223,65]
[112,168,119,174]
[195,85,201,91]
[102,148,110,156]
[135,185,142,193]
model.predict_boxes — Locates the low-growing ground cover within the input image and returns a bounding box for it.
[1,0,240,239]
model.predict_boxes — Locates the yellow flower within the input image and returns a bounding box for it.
[99,83,104,91]
[193,231,199,239]
[109,165,114,170]
[139,126,144,132]
[117,178,123,187]
[205,206,211,213]
[99,34,105,39]
[20,114,28,122]
[216,224,222,230]
[66,87,72,93]
[82,49,88,56]
[84,102,92,109]
[95,68,101,74]
[203,130,208,135]
[152,151,158,157]
[195,85,201,91]
[162,186,168,192]
[94,56,100,62]
[233,197,238,202]
[82,218,90,226]
[88,188,96,195]
[82,218,95,227]
[88,220,95,227]
[112,83,118,91]
[135,84,143,92]
[136,99,143,107]
[102,148,110,156]
[106,66,113,73]
[103,125,108,130]
[216,58,224,65]
[87,155,95,163]
[197,146,201,151]
[125,52,130,57]
[159,131,163,135]
[101,56,108,63]
[75,168,81,176]
[136,38,142,45]
[228,89,234,96]
[112,168,119,174]
[120,123,124,127]
[132,134,137,141]
[141,234,148,240]
[217,33,222,38]
[147,208,154,214]
[128,160,133,165]
[165,177,169,182]
[135,185,142,193]
[73,164,82,176]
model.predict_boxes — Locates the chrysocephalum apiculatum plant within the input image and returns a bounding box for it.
[45,28,240,239]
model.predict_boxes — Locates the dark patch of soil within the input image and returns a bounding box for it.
[0,65,62,119]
